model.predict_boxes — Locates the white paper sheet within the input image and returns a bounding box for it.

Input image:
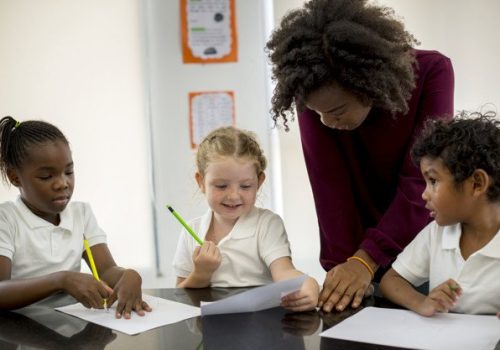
[320,306,500,350]
[55,294,200,335]
[201,275,307,316]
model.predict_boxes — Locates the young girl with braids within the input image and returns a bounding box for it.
[266,0,454,313]
[0,116,151,318]
[173,126,319,312]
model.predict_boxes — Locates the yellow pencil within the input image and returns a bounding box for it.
[83,237,108,311]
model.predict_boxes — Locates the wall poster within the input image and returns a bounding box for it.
[180,0,238,63]
[189,91,235,149]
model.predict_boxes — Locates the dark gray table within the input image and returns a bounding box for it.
[0,287,410,350]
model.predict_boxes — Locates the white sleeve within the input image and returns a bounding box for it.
[392,221,434,287]
[0,208,14,259]
[258,212,291,267]
[172,229,195,278]
[81,204,107,247]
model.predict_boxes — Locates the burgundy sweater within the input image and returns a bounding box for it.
[298,50,454,270]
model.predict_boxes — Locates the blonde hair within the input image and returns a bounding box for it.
[196,126,267,176]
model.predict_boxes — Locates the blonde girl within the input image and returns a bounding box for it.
[173,126,319,312]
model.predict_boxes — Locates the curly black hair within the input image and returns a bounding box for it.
[411,111,500,201]
[266,0,418,130]
[0,116,68,183]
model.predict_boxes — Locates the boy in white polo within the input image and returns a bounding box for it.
[380,112,500,316]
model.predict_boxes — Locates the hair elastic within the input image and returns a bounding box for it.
[11,121,21,132]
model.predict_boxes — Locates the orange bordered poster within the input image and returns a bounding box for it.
[180,0,238,63]
[188,91,236,149]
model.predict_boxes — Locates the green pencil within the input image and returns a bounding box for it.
[167,205,203,245]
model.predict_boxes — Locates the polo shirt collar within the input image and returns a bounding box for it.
[477,230,500,258]
[230,207,258,239]
[200,207,258,240]
[440,222,500,259]
[441,223,461,250]
[15,196,73,231]
[199,210,212,240]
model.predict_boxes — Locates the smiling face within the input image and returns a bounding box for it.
[420,156,474,226]
[7,140,74,225]
[305,83,372,130]
[196,156,265,226]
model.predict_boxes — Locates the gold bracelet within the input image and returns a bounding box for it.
[347,256,375,279]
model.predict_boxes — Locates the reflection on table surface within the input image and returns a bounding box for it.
[0,287,410,350]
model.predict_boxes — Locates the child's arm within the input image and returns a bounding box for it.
[176,241,221,288]
[0,256,112,310]
[270,256,319,312]
[85,243,151,319]
[380,268,461,316]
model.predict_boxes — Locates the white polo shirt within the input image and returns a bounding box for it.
[0,197,107,280]
[173,207,292,287]
[392,221,500,314]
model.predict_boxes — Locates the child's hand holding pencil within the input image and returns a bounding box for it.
[60,271,113,310]
[414,278,462,317]
[83,236,113,312]
[83,238,109,311]
[82,237,152,319]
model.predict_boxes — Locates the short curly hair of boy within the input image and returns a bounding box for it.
[411,111,500,201]
[266,0,418,130]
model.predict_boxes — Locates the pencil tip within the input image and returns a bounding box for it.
[167,205,174,212]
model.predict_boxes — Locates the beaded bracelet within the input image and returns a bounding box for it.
[347,256,375,279]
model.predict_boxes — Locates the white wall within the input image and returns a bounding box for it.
[275,0,500,283]
[382,0,500,111]
[0,0,154,273]
[271,0,324,283]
